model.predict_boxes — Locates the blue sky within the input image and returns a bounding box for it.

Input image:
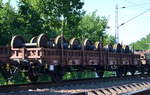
[3,0,150,44]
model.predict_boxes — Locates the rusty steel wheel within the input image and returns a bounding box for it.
[107,44,114,52]
[83,39,91,46]
[84,39,95,50]
[116,69,123,77]
[95,41,103,50]
[116,43,122,53]
[37,33,49,48]
[28,73,38,82]
[130,70,136,76]
[30,36,38,43]
[69,38,81,49]
[11,35,25,48]
[51,72,63,83]
[54,35,68,49]
[47,39,55,48]
[125,45,130,53]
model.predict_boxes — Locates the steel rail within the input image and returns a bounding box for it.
[0,75,149,93]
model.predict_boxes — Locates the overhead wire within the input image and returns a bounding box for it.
[123,0,150,10]
[117,0,150,27]
[119,8,150,27]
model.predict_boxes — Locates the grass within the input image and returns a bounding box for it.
[103,71,116,77]
[0,71,115,85]
[0,74,7,85]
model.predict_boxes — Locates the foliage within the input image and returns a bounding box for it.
[0,74,6,85]
[77,11,115,44]
[0,0,85,44]
[17,0,85,40]
[0,0,18,45]
[38,75,51,82]
[78,12,107,41]
[105,35,116,45]
[103,71,115,77]
[130,34,150,50]
[12,72,29,84]
[0,0,115,45]
[63,71,96,80]
[0,0,116,84]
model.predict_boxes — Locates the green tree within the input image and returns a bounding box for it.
[77,11,115,45]
[130,34,150,50]
[106,35,116,45]
[17,0,43,39]
[0,0,18,45]
[17,0,84,39]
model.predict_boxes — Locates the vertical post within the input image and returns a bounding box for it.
[61,15,64,65]
[115,0,119,43]
[82,35,85,65]
[133,43,135,54]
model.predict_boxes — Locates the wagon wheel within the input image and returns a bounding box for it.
[147,69,150,75]
[108,44,113,52]
[84,39,91,47]
[130,70,136,76]
[47,39,55,48]
[97,71,104,77]
[11,35,25,48]
[116,43,122,53]
[28,73,38,82]
[30,36,37,43]
[51,72,64,83]
[122,70,128,76]
[116,68,123,77]
[55,35,68,49]
[116,71,122,77]
[37,33,49,48]
[95,41,103,50]
[84,39,95,50]
[125,45,130,53]
[69,38,81,49]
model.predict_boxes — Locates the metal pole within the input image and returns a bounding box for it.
[82,34,84,65]
[61,15,64,65]
[115,0,119,43]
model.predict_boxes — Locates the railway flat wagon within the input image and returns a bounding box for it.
[10,33,142,82]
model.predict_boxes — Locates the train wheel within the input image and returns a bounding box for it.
[147,69,150,75]
[130,69,136,76]
[28,73,38,82]
[51,72,63,83]
[130,71,135,76]
[123,71,128,76]
[116,70,123,77]
[97,71,104,77]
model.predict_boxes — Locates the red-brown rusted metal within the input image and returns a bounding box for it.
[10,46,141,66]
[0,46,10,63]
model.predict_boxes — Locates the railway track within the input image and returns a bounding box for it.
[0,75,150,95]
[72,82,150,95]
